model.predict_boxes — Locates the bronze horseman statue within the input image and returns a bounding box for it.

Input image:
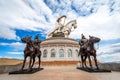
[21,34,41,70]
[78,34,100,70]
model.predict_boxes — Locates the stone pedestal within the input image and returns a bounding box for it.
[40,37,80,64]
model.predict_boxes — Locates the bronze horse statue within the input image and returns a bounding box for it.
[78,35,100,69]
[21,36,41,70]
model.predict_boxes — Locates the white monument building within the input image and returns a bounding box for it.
[40,15,80,64]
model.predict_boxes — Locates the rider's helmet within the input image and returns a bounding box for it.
[81,34,86,39]
[35,34,39,40]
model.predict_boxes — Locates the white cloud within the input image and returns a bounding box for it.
[0,42,24,46]
[70,5,120,40]
[7,52,23,54]
[0,25,20,40]
[97,42,120,62]
[98,52,120,63]
[0,42,25,51]
[0,0,120,41]
[0,0,54,40]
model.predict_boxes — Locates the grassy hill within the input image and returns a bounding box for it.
[0,58,23,65]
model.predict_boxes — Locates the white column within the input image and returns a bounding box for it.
[65,45,68,60]
[47,45,51,61]
[56,45,59,61]
[72,48,76,60]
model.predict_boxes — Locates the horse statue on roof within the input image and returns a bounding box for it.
[47,15,77,38]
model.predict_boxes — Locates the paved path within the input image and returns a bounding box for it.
[0,66,120,80]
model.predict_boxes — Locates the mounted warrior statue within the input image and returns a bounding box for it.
[47,15,77,38]
[21,34,41,70]
[32,34,41,69]
[78,34,88,68]
[78,34,100,70]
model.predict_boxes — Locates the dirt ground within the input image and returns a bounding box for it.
[0,66,120,80]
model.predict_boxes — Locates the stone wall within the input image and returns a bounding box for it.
[0,64,22,74]
[0,63,120,74]
[99,63,120,71]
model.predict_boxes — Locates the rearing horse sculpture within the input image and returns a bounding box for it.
[47,15,77,38]
[21,36,41,70]
[63,20,77,38]
[78,36,100,69]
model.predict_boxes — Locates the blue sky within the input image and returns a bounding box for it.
[0,0,120,63]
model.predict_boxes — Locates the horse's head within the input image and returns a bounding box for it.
[71,20,77,29]
[21,36,32,43]
[89,35,100,43]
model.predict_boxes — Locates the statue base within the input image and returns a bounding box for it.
[9,68,43,74]
[76,67,111,73]
[41,37,79,62]
[52,32,65,37]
